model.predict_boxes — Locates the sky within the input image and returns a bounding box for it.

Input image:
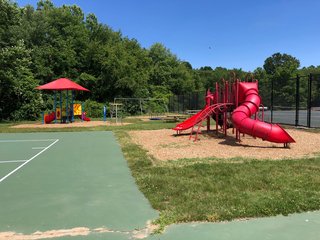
[15,0,320,71]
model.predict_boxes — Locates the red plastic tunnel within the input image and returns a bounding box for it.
[232,82,295,144]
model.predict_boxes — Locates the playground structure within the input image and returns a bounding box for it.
[44,103,90,124]
[36,78,91,124]
[173,76,295,147]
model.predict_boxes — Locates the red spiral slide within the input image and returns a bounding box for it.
[232,82,295,143]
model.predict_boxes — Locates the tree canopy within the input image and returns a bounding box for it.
[0,0,319,120]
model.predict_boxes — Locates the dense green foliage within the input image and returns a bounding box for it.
[1,0,319,120]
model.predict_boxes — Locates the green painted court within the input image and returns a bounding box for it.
[1,131,319,240]
[0,131,158,239]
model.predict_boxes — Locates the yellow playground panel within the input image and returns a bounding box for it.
[50,104,82,121]
[55,105,79,120]
[55,108,61,120]
[73,103,82,116]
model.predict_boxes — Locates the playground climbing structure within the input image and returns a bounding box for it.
[173,77,295,146]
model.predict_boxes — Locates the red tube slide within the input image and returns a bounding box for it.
[232,82,295,143]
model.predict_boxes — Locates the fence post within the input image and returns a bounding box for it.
[182,94,185,113]
[307,74,312,128]
[270,78,274,123]
[295,74,300,126]
[103,106,107,122]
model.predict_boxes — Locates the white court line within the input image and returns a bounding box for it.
[32,147,46,150]
[0,139,59,183]
[0,139,57,143]
[0,160,27,164]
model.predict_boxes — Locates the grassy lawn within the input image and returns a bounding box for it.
[0,118,175,133]
[115,129,320,231]
[1,119,320,231]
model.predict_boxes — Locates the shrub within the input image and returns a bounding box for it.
[83,100,106,118]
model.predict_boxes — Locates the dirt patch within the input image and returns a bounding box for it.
[129,128,320,160]
[0,222,158,240]
[0,227,92,240]
[11,121,130,129]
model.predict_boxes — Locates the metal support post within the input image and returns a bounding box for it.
[81,102,84,122]
[206,89,211,132]
[307,74,312,128]
[103,106,107,122]
[295,75,300,126]
[54,91,57,123]
[215,82,219,135]
[59,91,62,123]
[66,90,69,123]
[139,99,143,115]
[71,90,74,122]
[270,78,274,123]
[115,104,118,123]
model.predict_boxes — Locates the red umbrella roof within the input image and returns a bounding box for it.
[36,78,90,91]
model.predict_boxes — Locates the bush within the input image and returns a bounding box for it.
[83,100,106,118]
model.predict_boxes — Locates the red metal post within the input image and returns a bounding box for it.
[223,81,228,136]
[215,82,219,134]
[235,79,240,141]
[206,89,211,132]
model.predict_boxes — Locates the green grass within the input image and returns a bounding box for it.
[0,119,176,133]
[1,120,320,231]
[115,130,320,231]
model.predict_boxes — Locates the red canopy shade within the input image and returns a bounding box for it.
[36,78,90,91]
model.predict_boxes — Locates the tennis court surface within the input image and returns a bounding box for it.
[1,131,320,240]
[0,131,158,239]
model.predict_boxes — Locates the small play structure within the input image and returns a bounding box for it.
[173,75,295,147]
[36,78,91,124]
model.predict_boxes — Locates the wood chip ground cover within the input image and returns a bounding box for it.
[129,129,320,161]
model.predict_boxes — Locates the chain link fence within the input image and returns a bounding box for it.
[168,73,320,128]
[266,73,320,128]
[168,91,206,113]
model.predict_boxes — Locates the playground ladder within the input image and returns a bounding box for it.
[189,103,233,141]
[189,121,204,142]
[189,104,219,141]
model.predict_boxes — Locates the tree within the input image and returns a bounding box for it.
[0,0,20,47]
[254,67,270,106]
[263,53,300,107]
[19,1,90,83]
[197,67,215,90]
[0,40,42,120]
[148,43,198,95]
[263,53,300,79]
